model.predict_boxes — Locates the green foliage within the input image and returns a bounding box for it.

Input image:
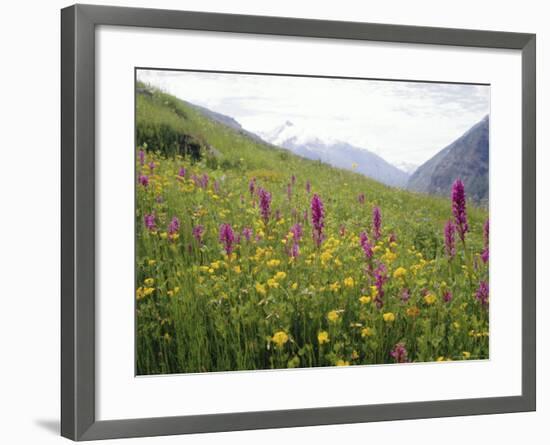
[205,153,219,170]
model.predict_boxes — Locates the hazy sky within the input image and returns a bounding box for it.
[137,69,490,166]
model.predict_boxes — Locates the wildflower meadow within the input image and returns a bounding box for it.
[135,85,489,375]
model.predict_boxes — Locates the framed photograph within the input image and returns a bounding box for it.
[61,4,536,441]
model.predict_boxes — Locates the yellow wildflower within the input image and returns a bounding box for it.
[166,287,180,297]
[317,331,330,344]
[424,292,437,305]
[143,278,154,286]
[274,271,287,281]
[393,267,407,279]
[382,249,397,263]
[233,265,242,274]
[351,350,359,360]
[343,277,355,288]
[462,351,471,359]
[336,360,350,366]
[327,310,340,322]
[383,312,395,322]
[147,259,156,266]
[255,282,267,295]
[361,327,374,337]
[267,259,281,267]
[406,306,420,318]
[291,282,298,290]
[359,295,371,304]
[320,250,333,263]
[272,331,289,348]
[267,278,279,288]
[329,281,341,292]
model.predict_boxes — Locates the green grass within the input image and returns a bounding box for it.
[135,84,489,375]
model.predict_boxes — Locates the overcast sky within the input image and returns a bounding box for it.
[137,69,489,166]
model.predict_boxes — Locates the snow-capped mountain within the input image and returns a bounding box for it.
[260,121,410,188]
[395,161,418,175]
[261,121,335,147]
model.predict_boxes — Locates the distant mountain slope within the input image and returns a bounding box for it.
[407,116,489,201]
[261,121,410,188]
[184,101,268,144]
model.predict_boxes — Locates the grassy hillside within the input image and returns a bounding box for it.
[135,83,489,375]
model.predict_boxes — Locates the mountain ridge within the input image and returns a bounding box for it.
[407,116,489,202]
[184,101,268,145]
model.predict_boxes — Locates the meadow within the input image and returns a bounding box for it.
[135,85,489,375]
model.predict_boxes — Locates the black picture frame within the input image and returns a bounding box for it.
[61,4,536,441]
